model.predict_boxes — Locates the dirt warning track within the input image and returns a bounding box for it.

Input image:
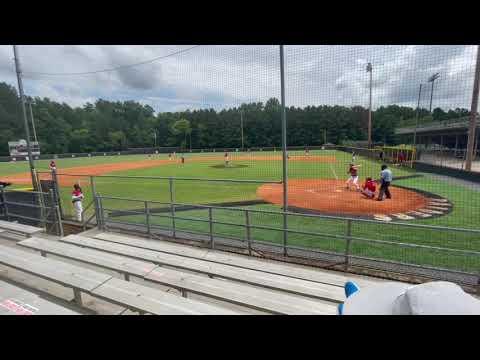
[257,179,430,216]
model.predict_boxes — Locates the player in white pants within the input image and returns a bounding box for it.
[71,184,84,222]
[345,163,361,191]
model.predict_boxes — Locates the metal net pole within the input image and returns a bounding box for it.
[280,45,288,256]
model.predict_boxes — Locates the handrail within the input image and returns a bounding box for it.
[96,194,480,234]
[35,173,281,184]
[81,199,96,230]
[80,199,94,222]
[82,213,97,231]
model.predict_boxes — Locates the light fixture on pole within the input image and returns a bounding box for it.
[366,62,373,148]
[428,72,440,113]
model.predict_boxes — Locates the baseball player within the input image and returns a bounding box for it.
[351,151,357,162]
[49,160,57,171]
[168,153,172,161]
[398,151,406,166]
[181,155,185,164]
[224,151,230,167]
[345,163,361,191]
[361,177,376,199]
[305,147,310,156]
[71,184,84,222]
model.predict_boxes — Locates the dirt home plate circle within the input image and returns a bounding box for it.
[256,179,453,221]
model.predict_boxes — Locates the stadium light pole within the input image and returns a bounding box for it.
[153,130,157,148]
[12,45,37,190]
[428,72,440,113]
[413,83,423,148]
[240,110,244,150]
[465,46,480,171]
[28,100,38,143]
[366,62,373,148]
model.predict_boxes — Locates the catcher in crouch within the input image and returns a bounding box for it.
[345,163,361,191]
[361,177,376,199]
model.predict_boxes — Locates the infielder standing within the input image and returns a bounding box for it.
[224,151,230,166]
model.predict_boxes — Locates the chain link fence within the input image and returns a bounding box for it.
[2,45,480,288]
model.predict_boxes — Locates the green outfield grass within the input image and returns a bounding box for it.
[2,149,479,273]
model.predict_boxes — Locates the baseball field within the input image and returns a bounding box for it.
[2,149,479,273]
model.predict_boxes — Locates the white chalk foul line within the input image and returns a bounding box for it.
[329,163,338,180]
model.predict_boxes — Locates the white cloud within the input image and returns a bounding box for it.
[0,45,477,113]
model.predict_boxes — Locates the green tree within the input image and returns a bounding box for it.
[171,118,191,150]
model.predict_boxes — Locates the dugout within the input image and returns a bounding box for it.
[379,145,416,167]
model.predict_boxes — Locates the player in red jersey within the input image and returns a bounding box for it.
[345,163,361,191]
[361,177,376,199]
[49,160,57,171]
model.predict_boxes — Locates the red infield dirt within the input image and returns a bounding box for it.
[3,154,336,187]
[257,179,429,216]
[3,159,175,187]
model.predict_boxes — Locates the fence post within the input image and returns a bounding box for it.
[169,178,176,238]
[209,207,214,249]
[56,204,64,237]
[97,196,105,231]
[145,201,151,238]
[34,169,47,228]
[245,210,252,256]
[283,212,288,257]
[1,186,9,221]
[51,168,63,219]
[48,189,56,234]
[344,219,353,272]
[90,176,100,228]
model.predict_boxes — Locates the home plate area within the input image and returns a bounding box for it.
[257,179,453,222]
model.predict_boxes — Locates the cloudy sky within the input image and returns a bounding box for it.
[0,45,477,112]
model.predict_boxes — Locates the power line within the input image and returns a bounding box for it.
[22,45,202,77]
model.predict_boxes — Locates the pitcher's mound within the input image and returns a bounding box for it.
[257,179,450,219]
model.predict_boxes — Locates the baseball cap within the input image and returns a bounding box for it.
[342,281,480,315]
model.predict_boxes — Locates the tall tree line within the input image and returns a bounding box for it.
[0,82,471,156]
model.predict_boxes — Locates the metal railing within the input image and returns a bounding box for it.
[34,169,480,287]
[0,188,63,236]
[94,193,480,287]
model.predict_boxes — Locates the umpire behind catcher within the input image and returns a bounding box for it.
[377,164,392,201]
